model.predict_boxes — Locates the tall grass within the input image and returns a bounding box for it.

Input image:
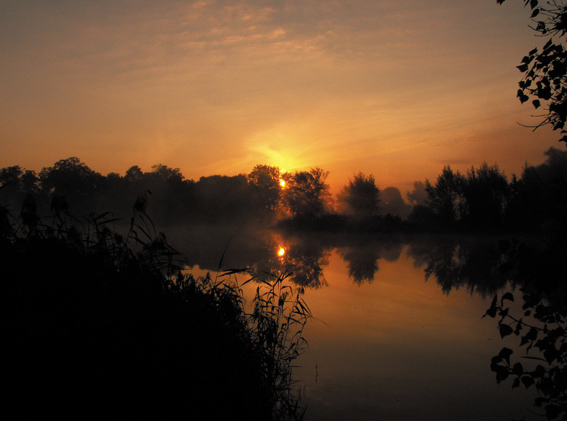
[245,271,311,420]
[1,193,310,420]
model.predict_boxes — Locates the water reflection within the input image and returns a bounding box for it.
[340,246,379,284]
[175,227,510,294]
[407,238,508,297]
[175,227,564,420]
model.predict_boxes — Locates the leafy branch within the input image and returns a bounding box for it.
[484,291,567,419]
[499,0,567,142]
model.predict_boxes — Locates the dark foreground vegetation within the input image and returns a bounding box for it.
[1,198,309,420]
[483,234,567,421]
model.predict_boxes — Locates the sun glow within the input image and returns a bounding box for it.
[277,247,286,257]
[279,179,286,188]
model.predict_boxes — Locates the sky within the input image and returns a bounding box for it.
[0,0,562,194]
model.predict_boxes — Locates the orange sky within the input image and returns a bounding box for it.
[0,0,561,194]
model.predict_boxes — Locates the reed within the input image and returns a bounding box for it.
[2,194,310,420]
[244,271,311,420]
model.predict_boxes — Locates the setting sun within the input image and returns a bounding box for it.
[279,179,286,188]
[277,247,286,257]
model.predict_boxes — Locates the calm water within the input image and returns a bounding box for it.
[175,227,541,421]
[291,250,533,421]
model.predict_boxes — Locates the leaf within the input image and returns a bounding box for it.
[533,99,541,109]
[521,376,535,388]
[517,64,529,72]
[499,347,514,365]
[483,295,499,318]
[533,365,546,378]
[496,367,510,384]
[500,324,514,338]
[531,8,540,18]
[517,89,530,103]
[519,93,530,103]
[501,292,514,305]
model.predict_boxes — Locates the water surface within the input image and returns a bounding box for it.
[178,228,541,420]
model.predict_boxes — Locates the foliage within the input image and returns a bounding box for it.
[244,272,312,420]
[482,228,567,420]
[460,163,510,230]
[1,195,310,420]
[425,166,466,224]
[281,168,331,219]
[506,147,567,233]
[249,164,282,211]
[484,290,567,420]
[39,157,104,213]
[337,172,380,218]
[498,0,567,142]
[2,149,565,235]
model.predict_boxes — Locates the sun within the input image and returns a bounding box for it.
[279,179,286,188]
[277,247,286,257]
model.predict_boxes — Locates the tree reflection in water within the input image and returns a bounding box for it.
[407,238,508,297]
[340,246,379,284]
[249,236,329,289]
[180,225,567,419]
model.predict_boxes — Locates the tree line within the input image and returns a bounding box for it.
[408,147,567,233]
[1,147,565,233]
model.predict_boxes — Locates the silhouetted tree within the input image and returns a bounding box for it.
[148,164,184,183]
[505,147,567,231]
[39,157,104,215]
[337,172,380,219]
[425,166,465,223]
[281,168,331,219]
[460,163,510,230]
[194,174,252,224]
[0,166,40,213]
[248,165,281,211]
[124,165,144,183]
